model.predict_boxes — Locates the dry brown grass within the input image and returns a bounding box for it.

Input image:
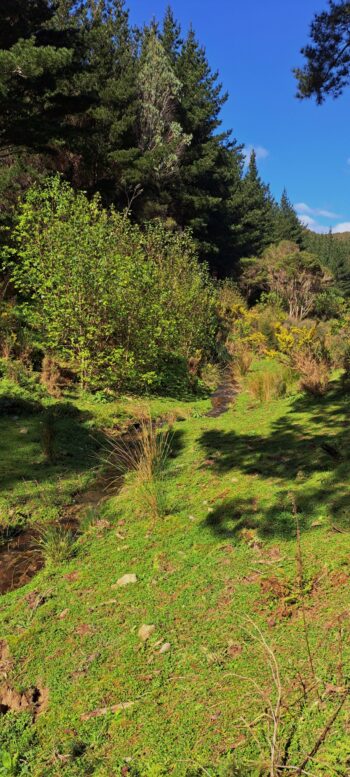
[293,352,330,396]
[105,414,173,520]
[247,369,289,403]
[40,355,62,398]
[228,344,253,382]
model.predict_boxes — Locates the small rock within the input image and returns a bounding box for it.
[159,642,171,654]
[138,624,155,642]
[112,573,137,588]
[58,609,69,620]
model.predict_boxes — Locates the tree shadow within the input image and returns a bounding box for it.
[0,396,102,493]
[203,496,309,541]
[199,382,350,538]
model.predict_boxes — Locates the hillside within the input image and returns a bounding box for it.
[1,364,350,775]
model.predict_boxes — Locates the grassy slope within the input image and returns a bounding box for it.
[1,371,350,775]
[0,385,204,534]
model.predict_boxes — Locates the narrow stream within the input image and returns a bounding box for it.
[0,379,237,595]
[0,480,112,596]
[207,373,237,417]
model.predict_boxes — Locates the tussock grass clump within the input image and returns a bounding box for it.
[247,367,294,403]
[293,352,330,396]
[106,415,173,519]
[36,523,76,567]
[229,346,253,382]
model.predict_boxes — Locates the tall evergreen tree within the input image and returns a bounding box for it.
[237,151,275,257]
[160,6,182,63]
[0,0,75,221]
[63,0,141,206]
[166,25,244,273]
[274,189,305,245]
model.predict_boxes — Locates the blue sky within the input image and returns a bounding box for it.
[129,0,350,234]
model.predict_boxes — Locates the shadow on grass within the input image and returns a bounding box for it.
[200,381,350,538]
[0,395,104,493]
[204,497,309,540]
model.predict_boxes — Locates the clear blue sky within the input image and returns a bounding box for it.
[129,0,350,233]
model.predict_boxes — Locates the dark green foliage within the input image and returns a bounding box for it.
[165,25,245,274]
[295,1,350,103]
[0,0,76,222]
[304,229,350,296]
[235,151,276,257]
[274,189,305,245]
[0,1,279,276]
[66,0,141,207]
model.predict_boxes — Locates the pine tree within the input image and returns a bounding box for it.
[168,25,244,273]
[160,6,182,63]
[295,1,350,103]
[237,151,275,257]
[0,0,77,222]
[64,0,141,207]
[274,189,304,245]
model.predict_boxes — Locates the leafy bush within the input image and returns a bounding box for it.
[240,241,334,320]
[8,177,217,392]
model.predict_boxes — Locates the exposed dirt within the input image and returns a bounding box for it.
[0,640,12,679]
[0,530,43,596]
[0,476,114,596]
[0,683,48,718]
[207,374,237,417]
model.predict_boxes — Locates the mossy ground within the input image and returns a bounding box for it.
[0,369,350,775]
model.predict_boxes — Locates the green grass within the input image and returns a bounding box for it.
[0,383,207,537]
[1,373,350,775]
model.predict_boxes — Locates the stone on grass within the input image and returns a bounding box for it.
[159,642,171,654]
[138,624,155,642]
[112,573,137,588]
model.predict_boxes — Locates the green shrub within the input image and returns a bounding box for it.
[200,362,221,391]
[8,177,217,393]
